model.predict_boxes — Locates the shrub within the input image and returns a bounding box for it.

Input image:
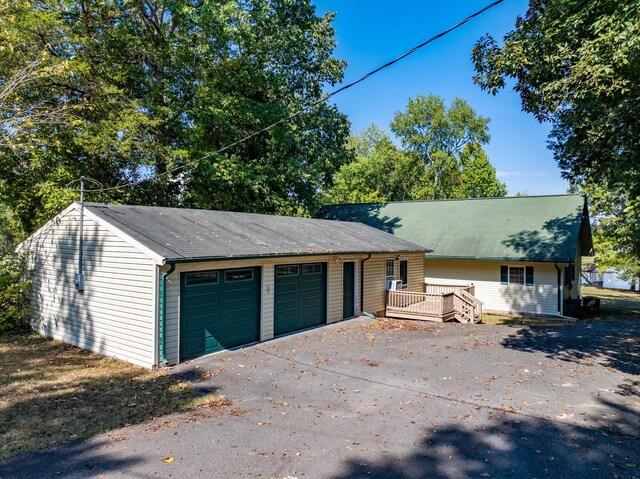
[0,253,31,334]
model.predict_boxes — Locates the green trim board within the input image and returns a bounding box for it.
[317,195,593,263]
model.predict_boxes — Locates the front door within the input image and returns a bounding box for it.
[343,261,355,318]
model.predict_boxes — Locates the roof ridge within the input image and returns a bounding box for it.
[83,202,351,224]
[319,193,584,208]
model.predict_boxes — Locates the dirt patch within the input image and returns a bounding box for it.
[0,334,217,459]
[369,317,440,331]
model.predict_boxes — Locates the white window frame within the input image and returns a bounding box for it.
[385,259,395,290]
[508,266,525,285]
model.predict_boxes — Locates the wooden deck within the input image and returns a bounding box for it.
[386,284,483,324]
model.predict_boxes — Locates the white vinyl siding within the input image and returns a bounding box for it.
[22,205,157,368]
[363,253,424,314]
[425,259,560,316]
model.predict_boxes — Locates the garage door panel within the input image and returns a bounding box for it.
[276,298,299,313]
[275,282,299,295]
[181,313,221,331]
[180,267,260,361]
[183,291,220,308]
[274,263,326,336]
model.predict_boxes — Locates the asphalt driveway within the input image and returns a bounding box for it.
[2,317,639,479]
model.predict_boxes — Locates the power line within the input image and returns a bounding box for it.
[79,0,505,194]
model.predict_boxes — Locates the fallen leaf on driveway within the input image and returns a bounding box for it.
[162,457,175,463]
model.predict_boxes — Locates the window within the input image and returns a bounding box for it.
[225,269,254,282]
[302,263,322,274]
[385,259,395,290]
[399,260,408,289]
[386,259,395,278]
[276,265,299,277]
[509,266,525,285]
[185,271,219,286]
[501,266,534,286]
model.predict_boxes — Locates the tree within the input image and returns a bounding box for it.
[321,125,421,204]
[0,0,351,237]
[389,94,500,199]
[471,0,639,287]
[322,118,506,205]
[586,183,640,291]
[454,143,507,198]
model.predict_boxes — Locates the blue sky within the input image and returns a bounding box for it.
[312,0,569,196]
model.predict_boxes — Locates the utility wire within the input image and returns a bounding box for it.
[79,0,505,194]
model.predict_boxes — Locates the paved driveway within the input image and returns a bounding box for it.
[2,317,639,479]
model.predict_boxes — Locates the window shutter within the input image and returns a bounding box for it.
[525,266,534,286]
[500,266,508,285]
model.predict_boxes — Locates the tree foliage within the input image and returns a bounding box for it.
[472,0,639,284]
[0,0,351,236]
[389,94,503,199]
[321,125,420,204]
[322,113,506,205]
[586,183,640,290]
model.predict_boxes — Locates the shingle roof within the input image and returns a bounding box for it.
[84,203,428,262]
[316,195,593,263]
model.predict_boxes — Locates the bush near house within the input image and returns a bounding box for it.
[0,253,31,335]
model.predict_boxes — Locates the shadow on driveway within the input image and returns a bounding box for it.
[332,400,640,479]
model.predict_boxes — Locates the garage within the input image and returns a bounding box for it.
[274,262,327,336]
[180,267,261,361]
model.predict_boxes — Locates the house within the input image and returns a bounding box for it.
[18,202,427,368]
[316,194,593,317]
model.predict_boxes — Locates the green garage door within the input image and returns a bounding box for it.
[274,262,327,336]
[180,267,260,361]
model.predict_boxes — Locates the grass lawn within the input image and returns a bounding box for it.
[0,335,218,459]
[581,285,640,320]
[482,286,640,325]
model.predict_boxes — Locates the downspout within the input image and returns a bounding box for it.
[360,254,375,318]
[554,262,562,316]
[160,262,176,366]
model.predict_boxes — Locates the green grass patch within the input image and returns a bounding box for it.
[581,286,640,320]
[482,286,640,325]
[0,334,217,459]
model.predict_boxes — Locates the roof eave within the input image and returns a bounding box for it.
[162,249,429,264]
[425,254,575,263]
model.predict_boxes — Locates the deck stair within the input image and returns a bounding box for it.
[386,284,483,324]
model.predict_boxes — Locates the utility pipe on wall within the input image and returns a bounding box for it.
[160,262,176,365]
[360,253,374,317]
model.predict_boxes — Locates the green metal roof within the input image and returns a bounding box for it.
[316,195,593,263]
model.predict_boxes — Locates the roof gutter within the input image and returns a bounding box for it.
[554,262,562,315]
[159,262,176,366]
[164,250,427,264]
[360,254,375,318]
[426,255,576,263]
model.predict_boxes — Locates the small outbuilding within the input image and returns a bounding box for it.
[317,194,593,317]
[19,203,427,368]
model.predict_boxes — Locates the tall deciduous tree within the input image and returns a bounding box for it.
[389,94,500,199]
[321,124,421,204]
[471,0,640,284]
[0,0,351,236]
[322,118,506,205]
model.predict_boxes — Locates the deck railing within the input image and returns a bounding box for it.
[425,283,475,296]
[386,284,482,323]
[386,290,446,318]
